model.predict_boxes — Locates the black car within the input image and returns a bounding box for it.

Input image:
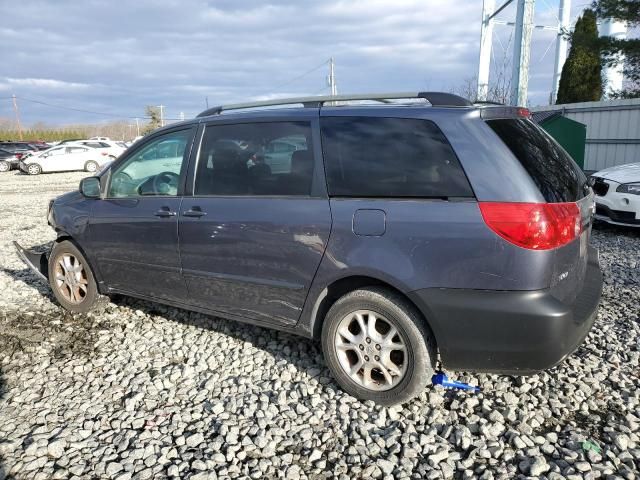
[0,148,20,172]
[16,92,602,405]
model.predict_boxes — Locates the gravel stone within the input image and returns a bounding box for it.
[0,173,639,479]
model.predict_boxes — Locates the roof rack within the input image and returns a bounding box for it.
[197,91,472,117]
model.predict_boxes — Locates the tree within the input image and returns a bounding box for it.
[557,9,603,104]
[593,0,640,98]
[143,106,162,133]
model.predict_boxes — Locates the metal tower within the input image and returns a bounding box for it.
[477,0,572,106]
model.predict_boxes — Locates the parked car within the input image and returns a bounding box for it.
[0,141,38,160]
[15,92,602,405]
[591,162,640,227]
[0,148,20,172]
[19,145,110,175]
[69,140,126,160]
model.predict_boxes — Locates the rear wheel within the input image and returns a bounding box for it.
[27,163,42,175]
[321,287,436,405]
[48,240,99,313]
[0,161,9,172]
[84,160,99,172]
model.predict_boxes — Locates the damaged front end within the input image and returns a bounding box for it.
[13,241,49,283]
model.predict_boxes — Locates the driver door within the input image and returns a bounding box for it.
[88,127,196,302]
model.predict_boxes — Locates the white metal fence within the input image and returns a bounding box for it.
[531,98,640,171]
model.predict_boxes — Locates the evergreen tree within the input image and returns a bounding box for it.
[144,106,162,133]
[556,10,603,104]
[593,0,640,98]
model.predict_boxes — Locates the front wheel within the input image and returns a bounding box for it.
[0,161,9,172]
[321,287,436,406]
[48,240,99,313]
[27,163,42,175]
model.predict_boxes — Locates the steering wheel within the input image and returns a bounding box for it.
[152,171,180,195]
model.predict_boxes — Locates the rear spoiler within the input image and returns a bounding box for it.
[479,106,532,120]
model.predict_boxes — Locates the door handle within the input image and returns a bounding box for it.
[183,207,207,218]
[154,208,176,217]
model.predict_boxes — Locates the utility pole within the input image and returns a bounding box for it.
[157,105,165,127]
[135,118,140,136]
[510,0,535,106]
[12,94,23,140]
[477,0,496,101]
[328,58,337,96]
[551,0,571,103]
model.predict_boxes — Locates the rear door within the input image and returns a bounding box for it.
[178,115,331,325]
[65,146,91,171]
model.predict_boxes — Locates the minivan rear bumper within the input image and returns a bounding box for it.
[409,246,603,374]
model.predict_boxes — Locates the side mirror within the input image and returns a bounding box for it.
[80,176,101,198]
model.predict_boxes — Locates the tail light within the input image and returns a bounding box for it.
[479,202,582,250]
[101,151,108,156]
[15,153,23,160]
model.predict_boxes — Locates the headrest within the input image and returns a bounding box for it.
[291,150,313,175]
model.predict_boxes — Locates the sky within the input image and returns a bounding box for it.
[0,0,597,126]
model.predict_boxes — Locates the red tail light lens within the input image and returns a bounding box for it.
[101,151,108,156]
[479,202,581,250]
[15,153,23,159]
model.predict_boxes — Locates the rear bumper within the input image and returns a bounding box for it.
[408,246,603,374]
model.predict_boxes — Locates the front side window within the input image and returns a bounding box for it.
[47,148,66,156]
[194,122,314,196]
[321,117,473,198]
[107,129,192,198]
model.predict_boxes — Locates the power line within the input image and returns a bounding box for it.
[252,59,330,98]
[5,96,183,120]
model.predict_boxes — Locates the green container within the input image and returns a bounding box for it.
[539,114,586,169]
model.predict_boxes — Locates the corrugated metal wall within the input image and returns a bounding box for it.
[531,98,640,171]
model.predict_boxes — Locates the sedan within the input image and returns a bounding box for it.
[591,162,640,227]
[20,145,111,175]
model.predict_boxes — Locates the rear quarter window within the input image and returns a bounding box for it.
[486,118,587,203]
[320,117,473,198]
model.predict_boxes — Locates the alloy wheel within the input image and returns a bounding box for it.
[53,253,89,304]
[334,310,408,391]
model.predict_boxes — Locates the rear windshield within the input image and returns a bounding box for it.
[321,117,474,198]
[487,119,587,202]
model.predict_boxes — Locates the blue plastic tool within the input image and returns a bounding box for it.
[432,373,481,392]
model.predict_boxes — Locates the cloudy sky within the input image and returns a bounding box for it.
[1,0,595,126]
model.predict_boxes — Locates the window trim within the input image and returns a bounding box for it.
[190,119,321,199]
[103,125,197,200]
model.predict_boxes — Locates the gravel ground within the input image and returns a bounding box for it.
[0,170,638,480]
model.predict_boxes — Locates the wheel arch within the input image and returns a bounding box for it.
[307,274,440,349]
[53,233,105,292]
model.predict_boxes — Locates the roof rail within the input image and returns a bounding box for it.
[196,91,472,117]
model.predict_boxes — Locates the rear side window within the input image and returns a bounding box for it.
[320,117,473,198]
[194,122,314,196]
[486,119,587,202]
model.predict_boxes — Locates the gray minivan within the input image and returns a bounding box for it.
[16,93,602,405]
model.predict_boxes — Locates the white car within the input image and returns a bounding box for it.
[89,136,111,141]
[591,162,640,227]
[19,145,110,175]
[69,140,127,159]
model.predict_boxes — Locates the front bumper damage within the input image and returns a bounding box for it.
[13,241,49,283]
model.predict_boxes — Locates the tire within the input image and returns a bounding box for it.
[0,161,9,172]
[84,160,99,173]
[27,163,42,175]
[48,240,100,313]
[321,287,436,406]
